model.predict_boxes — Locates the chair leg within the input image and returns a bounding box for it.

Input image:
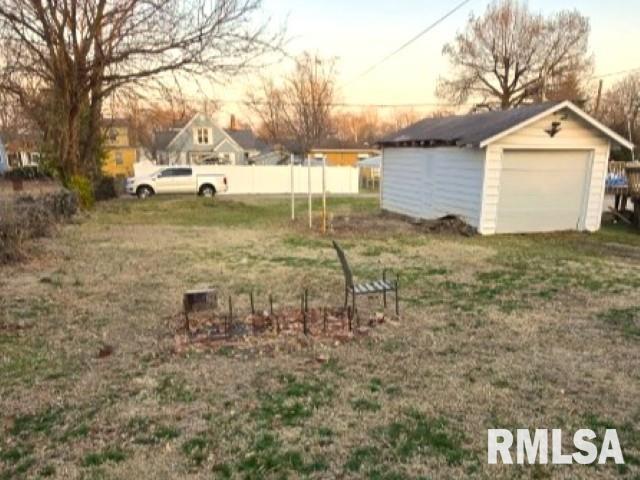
[383,271,387,309]
[344,287,348,310]
[395,283,399,317]
[352,288,358,323]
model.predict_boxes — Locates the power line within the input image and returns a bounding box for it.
[344,0,474,86]
[127,65,640,111]
[592,67,640,79]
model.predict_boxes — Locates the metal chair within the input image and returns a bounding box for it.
[332,240,399,318]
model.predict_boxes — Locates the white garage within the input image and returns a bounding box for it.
[379,101,634,235]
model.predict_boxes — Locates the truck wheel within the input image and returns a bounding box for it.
[137,186,154,199]
[200,185,216,198]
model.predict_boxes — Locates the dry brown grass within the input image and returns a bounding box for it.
[1,195,639,479]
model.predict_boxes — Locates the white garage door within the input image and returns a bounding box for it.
[496,150,591,233]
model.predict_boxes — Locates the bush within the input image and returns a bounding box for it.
[66,175,94,209]
[94,176,118,201]
[0,190,77,264]
[3,166,51,180]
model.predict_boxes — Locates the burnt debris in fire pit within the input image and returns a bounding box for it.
[183,286,218,330]
[172,290,394,355]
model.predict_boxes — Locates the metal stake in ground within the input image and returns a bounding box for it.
[302,289,309,336]
[227,296,233,339]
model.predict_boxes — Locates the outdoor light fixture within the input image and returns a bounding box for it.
[545,121,562,137]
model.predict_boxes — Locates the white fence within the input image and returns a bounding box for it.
[134,163,360,195]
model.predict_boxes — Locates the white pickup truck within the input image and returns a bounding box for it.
[126,167,228,199]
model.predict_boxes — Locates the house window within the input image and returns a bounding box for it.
[195,128,210,145]
[115,152,123,165]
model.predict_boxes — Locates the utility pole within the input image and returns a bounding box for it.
[594,80,604,117]
[628,116,636,162]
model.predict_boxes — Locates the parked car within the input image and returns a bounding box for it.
[126,167,228,199]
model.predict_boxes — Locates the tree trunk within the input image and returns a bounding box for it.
[81,95,104,180]
[64,106,81,178]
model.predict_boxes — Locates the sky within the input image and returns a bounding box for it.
[216,0,640,123]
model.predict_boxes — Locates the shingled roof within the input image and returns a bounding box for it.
[380,101,563,147]
[224,129,270,153]
[152,130,180,152]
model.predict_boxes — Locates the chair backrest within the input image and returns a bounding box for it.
[332,240,353,288]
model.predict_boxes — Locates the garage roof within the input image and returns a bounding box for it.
[380,100,634,150]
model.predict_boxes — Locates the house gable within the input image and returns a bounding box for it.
[492,109,610,150]
[480,101,633,150]
[164,113,244,155]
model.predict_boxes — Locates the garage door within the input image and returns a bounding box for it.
[496,150,591,233]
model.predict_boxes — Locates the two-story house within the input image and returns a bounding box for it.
[153,113,271,165]
[102,119,138,177]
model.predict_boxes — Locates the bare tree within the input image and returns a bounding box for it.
[388,109,421,132]
[331,109,383,146]
[0,0,283,180]
[120,90,209,152]
[437,0,591,110]
[598,73,640,156]
[246,53,335,155]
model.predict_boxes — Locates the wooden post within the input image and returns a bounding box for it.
[290,153,295,221]
[395,275,400,317]
[322,155,327,234]
[250,290,255,315]
[379,151,384,210]
[308,154,312,229]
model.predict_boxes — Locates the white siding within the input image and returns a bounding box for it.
[584,144,610,232]
[383,108,617,235]
[381,148,428,218]
[480,109,611,234]
[430,148,485,227]
[490,112,609,149]
[381,147,485,227]
[479,145,501,234]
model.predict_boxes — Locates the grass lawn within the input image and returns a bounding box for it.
[1,194,640,479]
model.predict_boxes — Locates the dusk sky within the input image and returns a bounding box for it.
[218,0,640,121]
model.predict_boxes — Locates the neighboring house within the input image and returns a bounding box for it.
[310,145,379,166]
[379,100,634,235]
[103,119,137,178]
[1,131,41,169]
[153,113,271,165]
